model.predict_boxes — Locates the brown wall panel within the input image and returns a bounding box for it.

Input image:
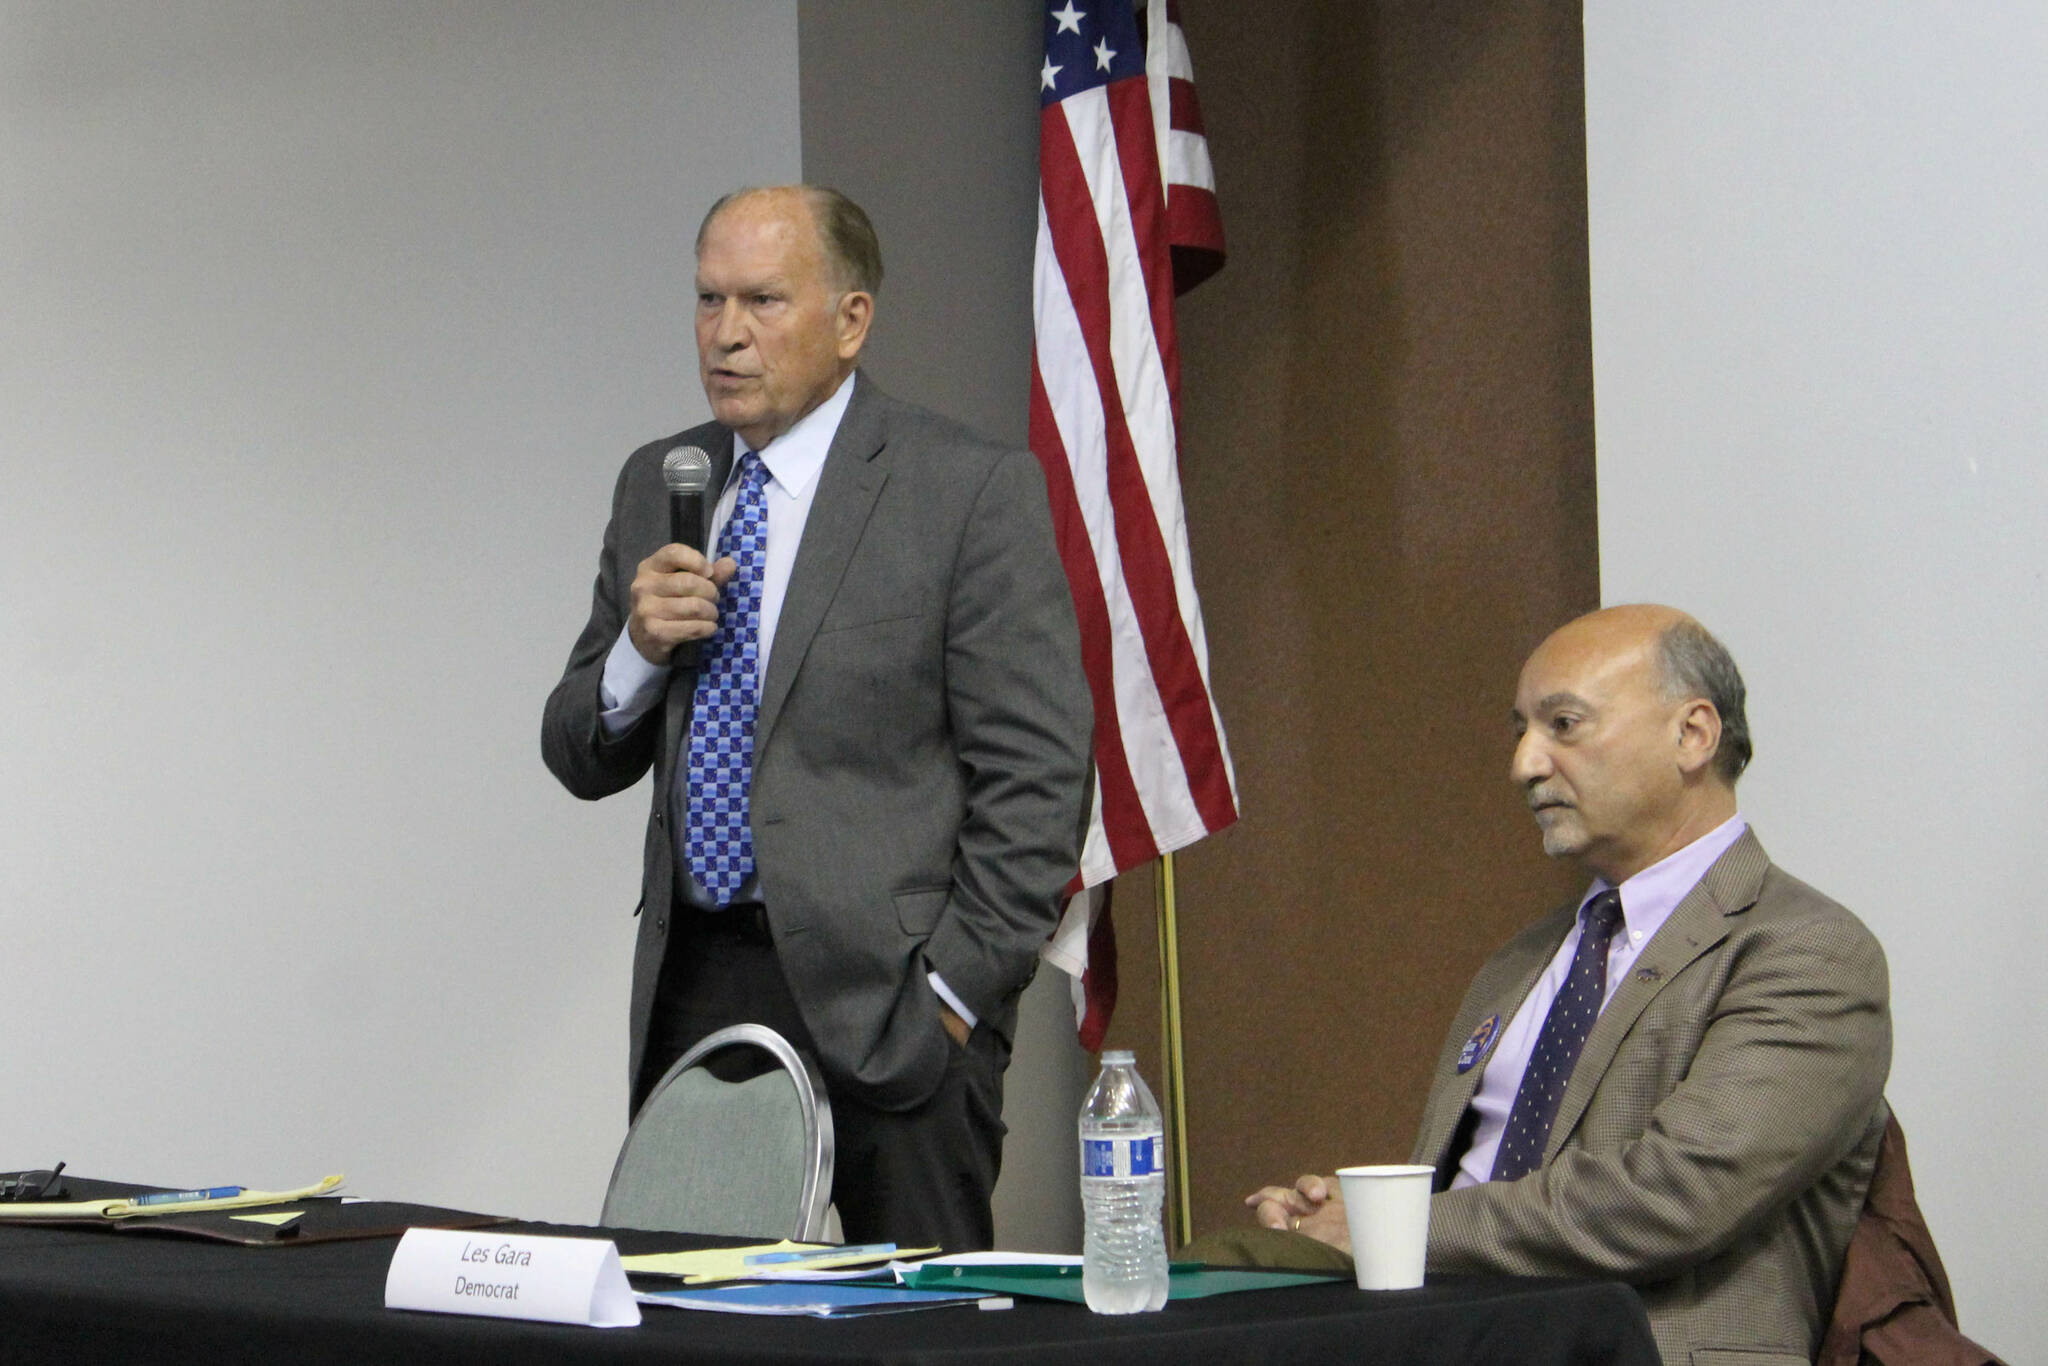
[1096,0,1603,1240]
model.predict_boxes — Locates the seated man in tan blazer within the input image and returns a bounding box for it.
[1249,605,1891,1366]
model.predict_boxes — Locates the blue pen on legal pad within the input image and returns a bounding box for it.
[745,1242,895,1266]
[131,1186,245,1207]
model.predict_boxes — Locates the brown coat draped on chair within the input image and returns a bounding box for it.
[1818,1112,2004,1366]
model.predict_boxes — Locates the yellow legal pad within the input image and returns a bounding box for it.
[0,1175,344,1222]
[620,1241,937,1285]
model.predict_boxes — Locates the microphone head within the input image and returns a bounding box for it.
[662,445,713,496]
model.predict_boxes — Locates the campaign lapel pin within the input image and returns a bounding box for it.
[1456,1014,1501,1073]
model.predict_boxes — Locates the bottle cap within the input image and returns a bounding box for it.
[1101,1049,1135,1064]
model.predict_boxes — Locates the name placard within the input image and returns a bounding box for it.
[384,1228,640,1328]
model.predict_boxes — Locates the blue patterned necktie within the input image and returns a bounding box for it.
[684,452,769,906]
[1490,888,1626,1182]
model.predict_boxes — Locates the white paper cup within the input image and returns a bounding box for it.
[1336,1164,1434,1290]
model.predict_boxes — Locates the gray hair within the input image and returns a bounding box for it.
[1656,619,1752,782]
[696,185,884,296]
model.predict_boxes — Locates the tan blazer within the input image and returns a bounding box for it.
[1413,830,1891,1366]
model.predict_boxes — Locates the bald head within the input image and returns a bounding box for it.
[1509,605,1746,883]
[696,185,883,296]
[1545,602,1690,652]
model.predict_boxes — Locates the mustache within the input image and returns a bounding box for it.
[1526,788,1573,812]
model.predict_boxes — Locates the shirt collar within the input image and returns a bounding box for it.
[1581,812,1749,941]
[734,370,856,500]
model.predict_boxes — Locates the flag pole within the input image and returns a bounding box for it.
[1155,850,1194,1246]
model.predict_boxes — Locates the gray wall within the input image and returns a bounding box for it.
[798,0,1091,1254]
[1586,5,2042,1356]
[2,0,1091,1251]
[1,0,800,1224]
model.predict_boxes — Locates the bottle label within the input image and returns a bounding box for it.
[1082,1134,1160,1178]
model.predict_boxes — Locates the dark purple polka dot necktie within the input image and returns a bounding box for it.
[1490,888,1626,1182]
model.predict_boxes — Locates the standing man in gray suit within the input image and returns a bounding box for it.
[543,185,1093,1250]
[1250,605,1891,1365]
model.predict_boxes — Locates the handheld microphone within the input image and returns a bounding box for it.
[662,445,713,553]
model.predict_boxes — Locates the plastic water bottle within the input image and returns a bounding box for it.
[1079,1049,1169,1313]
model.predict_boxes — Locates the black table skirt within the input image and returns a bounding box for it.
[0,1218,1661,1366]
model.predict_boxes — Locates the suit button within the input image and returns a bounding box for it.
[655,916,667,932]
[653,810,665,826]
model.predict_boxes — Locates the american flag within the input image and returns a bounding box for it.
[1030,0,1235,1047]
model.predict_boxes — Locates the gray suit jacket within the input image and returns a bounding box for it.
[542,376,1093,1110]
[1412,830,1891,1366]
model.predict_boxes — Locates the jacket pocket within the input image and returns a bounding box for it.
[894,885,948,935]
[1692,1350,1808,1366]
[814,607,929,636]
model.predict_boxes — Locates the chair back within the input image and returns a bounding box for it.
[601,1023,834,1241]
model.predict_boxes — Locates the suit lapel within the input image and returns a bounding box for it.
[754,378,889,756]
[1419,906,1575,1171]
[1543,829,1771,1161]
[705,439,737,544]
